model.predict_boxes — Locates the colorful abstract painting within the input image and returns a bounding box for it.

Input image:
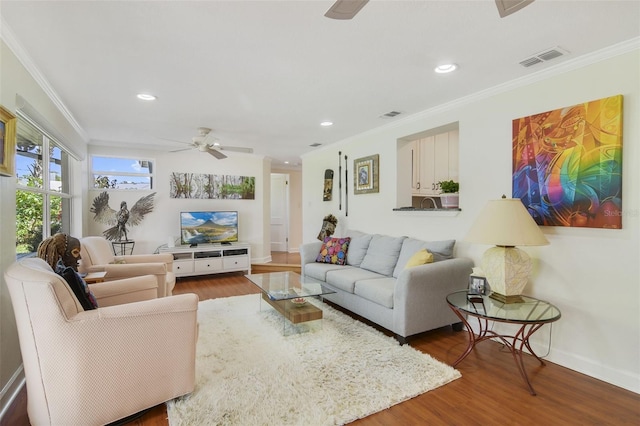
[512,95,623,228]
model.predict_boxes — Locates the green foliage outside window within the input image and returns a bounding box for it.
[16,175,62,254]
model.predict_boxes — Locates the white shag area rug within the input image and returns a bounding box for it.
[167,294,460,426]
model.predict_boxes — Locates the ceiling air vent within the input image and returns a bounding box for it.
[309,143,322,147]
[519,46,569,68]
[380,111,402,118]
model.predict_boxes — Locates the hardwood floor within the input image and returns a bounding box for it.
[3,252,639,425]
[251,251,301,274]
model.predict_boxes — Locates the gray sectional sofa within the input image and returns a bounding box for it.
[300,230,474,344]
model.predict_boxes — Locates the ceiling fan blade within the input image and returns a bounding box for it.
[495,0,535,18]
[169,147,193,153]
[207,147,227,159]
[158,136,191,145]
[324,0,369,20]
[218,146,253,154]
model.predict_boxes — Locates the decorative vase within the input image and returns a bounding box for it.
[440,193,459,209]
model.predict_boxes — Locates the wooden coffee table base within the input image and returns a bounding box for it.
[261,293,322,324]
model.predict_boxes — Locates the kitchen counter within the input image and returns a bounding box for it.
[393,206,461,212]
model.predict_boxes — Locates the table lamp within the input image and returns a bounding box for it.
[465,196,549,303]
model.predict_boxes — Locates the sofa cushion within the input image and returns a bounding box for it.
[354,277,396,309]
[360,234,406,276]
[345,230,373,267]
[316,237,351,265]
[304,263,350,282]
[393,238,456,278]
[405,249,434,268]
[325,268,386,294]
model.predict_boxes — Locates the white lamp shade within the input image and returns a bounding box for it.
[465,198,549,247]
[466,197,548,302]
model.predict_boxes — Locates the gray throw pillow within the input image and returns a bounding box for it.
[392,238,456,278]
[359,234,406,276]
[345,230,373,267]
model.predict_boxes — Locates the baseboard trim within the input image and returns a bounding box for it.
[528,341,640,394]
[0,365,25,422]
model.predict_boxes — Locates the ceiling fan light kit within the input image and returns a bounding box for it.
[166,127,253,160]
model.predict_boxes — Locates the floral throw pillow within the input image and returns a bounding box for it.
[316,237,351,265]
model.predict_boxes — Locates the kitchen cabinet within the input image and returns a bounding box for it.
[411,129,458,196]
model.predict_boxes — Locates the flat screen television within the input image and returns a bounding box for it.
[180,211,239,245]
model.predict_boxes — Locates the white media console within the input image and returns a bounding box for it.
[159,243,251,278]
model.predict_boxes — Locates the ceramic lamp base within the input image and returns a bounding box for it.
[481,246,532,301]
[489,292,525,304]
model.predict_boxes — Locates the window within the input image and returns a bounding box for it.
[15,118,72,255]
[91,156,154,190]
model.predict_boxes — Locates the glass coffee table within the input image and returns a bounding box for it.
[246,271,336,335]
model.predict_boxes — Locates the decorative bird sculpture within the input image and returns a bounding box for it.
[90,192,156,241]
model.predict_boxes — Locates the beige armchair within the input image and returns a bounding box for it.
[79,236,176,297]
[4,257,199,426]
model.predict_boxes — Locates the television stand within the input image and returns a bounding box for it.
[159,242,251,277]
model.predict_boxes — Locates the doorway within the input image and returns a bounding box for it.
[270,173,289,252]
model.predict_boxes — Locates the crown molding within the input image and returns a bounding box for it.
[1,18,89,143]
[383,37,640,132]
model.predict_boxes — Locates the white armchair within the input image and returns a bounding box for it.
[4,257,199,426]
[78,236,176,297]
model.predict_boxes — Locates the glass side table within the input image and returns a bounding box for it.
[446,290,561,395]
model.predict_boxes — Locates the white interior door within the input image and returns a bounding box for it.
[270,173,289,252]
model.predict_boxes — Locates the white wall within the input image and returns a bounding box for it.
[301,48,640,393]
[0,40,87,413]
[86,145,271,262]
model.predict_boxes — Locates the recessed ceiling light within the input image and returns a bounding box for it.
[136,93,157,101]
[284,161,290,164]
[320,121,333,127]
[434,64,458,74]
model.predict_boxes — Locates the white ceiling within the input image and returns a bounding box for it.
[2,1,639,169]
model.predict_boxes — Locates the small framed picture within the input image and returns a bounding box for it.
[468,275,487,295]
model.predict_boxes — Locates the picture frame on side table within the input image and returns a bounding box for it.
[0,106,17,177]
[468,275,488,295]
[353,154,379,195]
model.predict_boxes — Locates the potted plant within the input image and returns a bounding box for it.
[437,180,459,208]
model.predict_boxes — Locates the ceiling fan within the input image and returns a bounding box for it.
[168,127,253,160]
[324,0,535,20]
